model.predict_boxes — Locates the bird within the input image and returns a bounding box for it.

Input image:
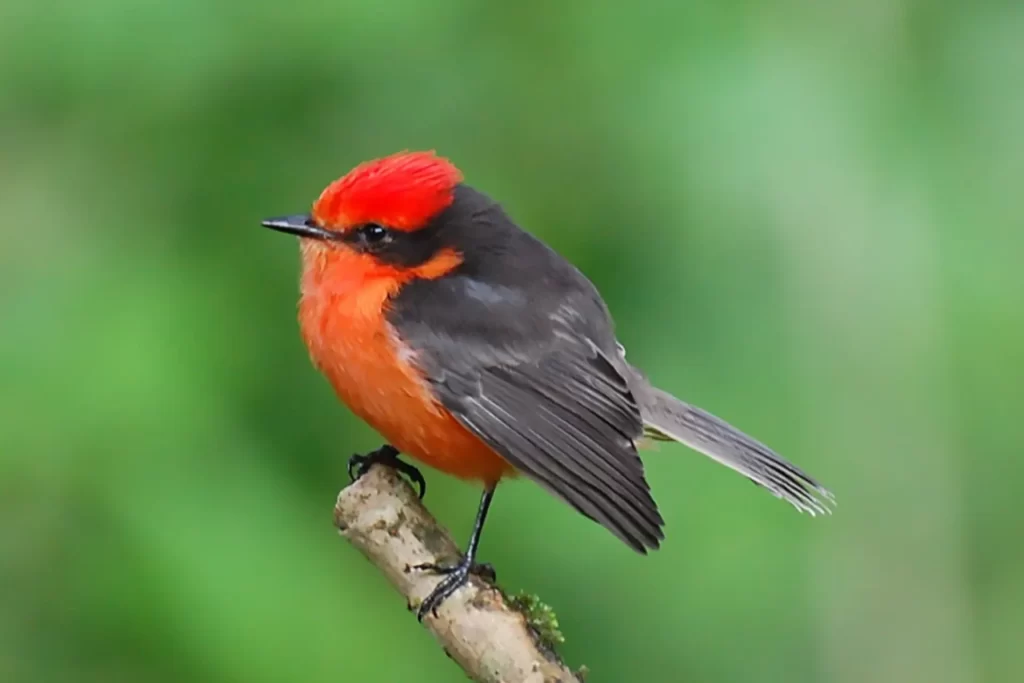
[261,151,834,620]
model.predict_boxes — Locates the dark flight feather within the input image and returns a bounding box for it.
[443,351,664,552]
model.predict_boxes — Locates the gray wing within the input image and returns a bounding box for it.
[390,265,664,552]
[437,343,664,552]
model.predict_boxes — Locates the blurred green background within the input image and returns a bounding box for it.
[3,1,1022,681]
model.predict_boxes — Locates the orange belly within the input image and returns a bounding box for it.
[298,250,514,485]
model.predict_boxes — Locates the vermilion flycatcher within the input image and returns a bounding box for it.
[262,151,833,619]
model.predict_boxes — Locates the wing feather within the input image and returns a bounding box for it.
[436,349,665,552]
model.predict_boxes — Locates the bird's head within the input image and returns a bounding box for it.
[262,151,466,279]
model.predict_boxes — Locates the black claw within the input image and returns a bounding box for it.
[474,562,497,584]
[412,486,497,621]
[411,560,497,620]
[412,560,496,584]
[391,459,427,500]
[347,445,426,499]
[415,558,474,621]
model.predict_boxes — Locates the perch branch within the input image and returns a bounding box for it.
[334,465,582,683]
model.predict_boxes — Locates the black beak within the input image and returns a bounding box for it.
[260,214,337,241]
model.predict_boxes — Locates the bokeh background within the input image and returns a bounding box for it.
[3,1,1022,682]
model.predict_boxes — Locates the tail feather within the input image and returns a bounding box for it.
[639,386,835,516]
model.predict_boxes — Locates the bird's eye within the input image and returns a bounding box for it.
[359,223,390,245]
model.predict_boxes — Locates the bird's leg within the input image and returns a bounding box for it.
[412,486,496,620]
[347,444,427,499]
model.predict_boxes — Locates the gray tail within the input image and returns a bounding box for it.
[640,386,835,516]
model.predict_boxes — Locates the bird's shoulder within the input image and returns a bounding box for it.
[388,185,620,374]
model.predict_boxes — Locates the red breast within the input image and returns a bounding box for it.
[297,241,514,484]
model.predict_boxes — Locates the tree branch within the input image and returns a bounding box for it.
[334,465,583,683]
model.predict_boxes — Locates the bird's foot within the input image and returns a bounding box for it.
[414,559,497,583]
[347,444,426,499]
[410,558,497,620]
